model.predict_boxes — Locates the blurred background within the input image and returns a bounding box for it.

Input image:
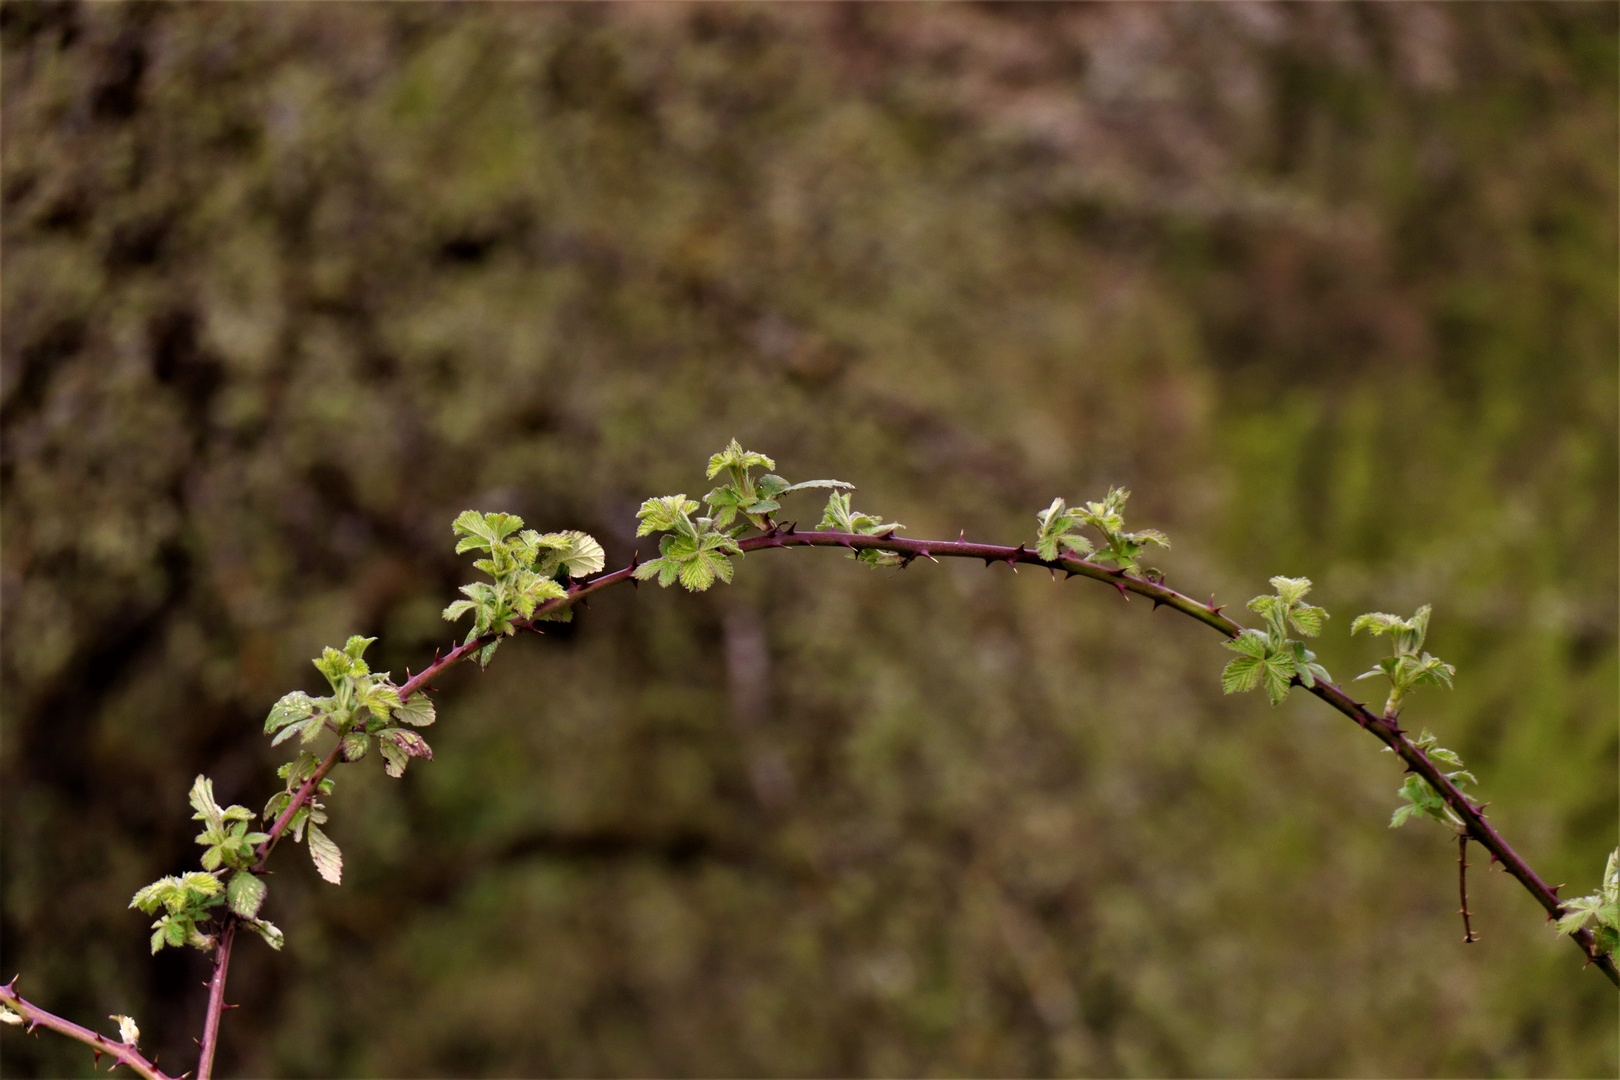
[2,2,1615,1076]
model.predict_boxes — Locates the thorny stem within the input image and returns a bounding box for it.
[37,522,1610,1078]
[1459,836,1478,945]
[413,526,1620,983]
[0,977,176,1080]
[197,922,236,1080]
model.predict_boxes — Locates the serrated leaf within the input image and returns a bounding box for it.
[307,824,343,884]
[1221,655,1263,694]
[781,478,853,493]
[264,691,316,735]
[379,739,408,778]
[343,635,376,661]
[1223,630,1270,658]
[635,495,700,536]
[1269,576,1312,604]
[243,917,285,951]
[341,732,370,762]
[188,775,224,831]
[678,555,716,591]
[393,695,435,727]
[227,871,267,919]
[1288,603,1327,637]
[706,438,775,479]
[1260,654,1295,704]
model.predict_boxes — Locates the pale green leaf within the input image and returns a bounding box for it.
[307,824,342,884]
[393,695,435,727]
[227,871,267,919]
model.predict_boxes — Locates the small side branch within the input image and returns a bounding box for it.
[1459,835,1478,944]
[0,979,175,1080]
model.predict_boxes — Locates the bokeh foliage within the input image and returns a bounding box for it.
[2,3,1614,1076]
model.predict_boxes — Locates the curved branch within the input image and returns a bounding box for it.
[0,978,175,1080]
[193,520,1618,1065]
[401,525,1608,985]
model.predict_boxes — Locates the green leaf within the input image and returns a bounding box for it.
[1269,576,1312,605]
[531,530,606,578]
[636,494,701,536]
[381,727,433,763]
[678,554,717,591]
[227,871,267,919]
[188,775,225,832]
[1288,603,1327,638]
[343,635,376,661]
[243,917,285,951]
[1221,655,1264,694]
[781,478,853,494]
[393,695,435,727]
[307,824,343,884]
[341,732,370,762]
[379,739,408,778]
[1223,629,1270,659]
[1260,654,1295,705]
[706,438,775,479]
[264,692,316,735]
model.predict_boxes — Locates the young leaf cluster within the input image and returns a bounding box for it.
[702,438,851,532]
[817,490,905,567]
[443,512,604,662]
[129,872,224,954]
[1352,605,1455,717]
[1386,729,1477,830]
[129,777,285,954]
[1033,489,1167,574]
[1556,849,1620,958]
[263,635,437,781]
[1221,577,1332,705]
[636,440,864,586]
[633,494,744,591]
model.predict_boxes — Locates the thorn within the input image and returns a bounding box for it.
[1113,581,1129,599]
[1008,543,1027,563]
[95,1050,103,1065]
[876,528,896,541]
[580,598,589,610]
[983,556,996,567]
[1064,569,1078,579]
[840,538,857,550]
[224,1002,240,1010]
[1151,596,1165,610]
[959,529,965,542]
[918,548,938,563]
[1048,567,1058,582]
[629,550,640,570]
[899,554,915,568]
[766,524,779,538]
[784,522,797,535]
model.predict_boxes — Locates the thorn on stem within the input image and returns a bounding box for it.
[1151,597,1165,610]
[1064,569,1078,579]
[1113,581,1129,599]
[876,528,896,541]
[784,522,797,535]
